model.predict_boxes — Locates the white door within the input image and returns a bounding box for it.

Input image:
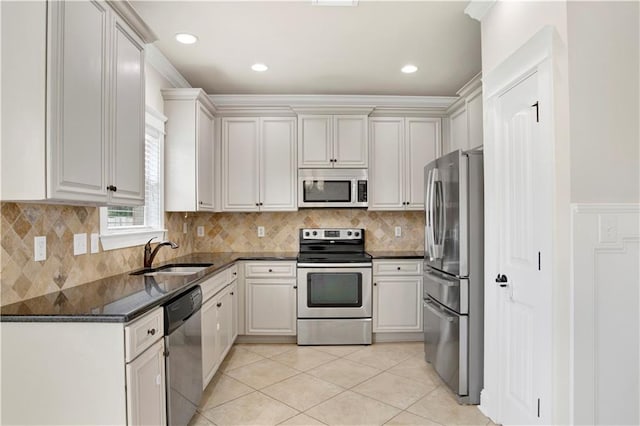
[197,103,215,210]
[260,118,297,211]
[110,17,145,205]
[125,339,166,426]
[298,115,332,168]
[333,115,368,168]
[495,71,551,425]
[246,279,297,335]
[48,0,109,202]
[222,118,259,211]
[369,118,404,210]
[404,118,440,210]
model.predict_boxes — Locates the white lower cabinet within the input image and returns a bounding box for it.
[373,260,424,333]
[201,268,238,388]
[126,339,166,426]
[244,261,297,335]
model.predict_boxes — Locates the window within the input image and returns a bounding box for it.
[99,108,167,251]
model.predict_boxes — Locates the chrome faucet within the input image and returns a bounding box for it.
[144,238,179,268]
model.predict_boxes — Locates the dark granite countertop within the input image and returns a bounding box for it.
[0,252,298,324]
[367,251,424,259]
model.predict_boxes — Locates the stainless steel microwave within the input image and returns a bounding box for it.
[298,169,368,208]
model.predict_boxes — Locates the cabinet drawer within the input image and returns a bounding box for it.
[125,307,164,362]
[201,269,231,303]
[373,260,423,276]
[244,262,296,278]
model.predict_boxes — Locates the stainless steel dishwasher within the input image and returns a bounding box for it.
[164,285,203,426]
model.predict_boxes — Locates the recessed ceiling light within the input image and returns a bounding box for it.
[175,33,198,44]
[251,63,268,72]
[401,64,418,74]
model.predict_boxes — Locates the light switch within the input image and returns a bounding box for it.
[34,236,46,261]
[257,226,265,238]
[90,233,100,254]
[74,233,87,256]
[395,226,402,237]
[197,226,205,237]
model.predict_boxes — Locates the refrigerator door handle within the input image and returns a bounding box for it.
[437,179,446,250]
[424,298,455,323]
[428,169,438,260]
[425,169,434,259]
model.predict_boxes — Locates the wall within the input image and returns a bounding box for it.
[191,210,424,252]
[567,1,640,203]
[480,2,572,424]
[145,63,173,114]
[0,203,191,306]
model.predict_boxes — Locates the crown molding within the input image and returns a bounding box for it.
[214,106,297,117]
[161,88,216,113]
[369,107,449,118]
[208,94,457,115]
[145,44,192,89]
[108,1,157,43]
[456,72,482,98]
[464,0,496,22]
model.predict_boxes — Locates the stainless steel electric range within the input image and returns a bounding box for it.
[296,228,372,345]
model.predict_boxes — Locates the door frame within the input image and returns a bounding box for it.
[481,26,556,424]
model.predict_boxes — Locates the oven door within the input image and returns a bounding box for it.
[297,265,372,318]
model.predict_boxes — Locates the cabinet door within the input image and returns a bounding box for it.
[230,281,239,342]
[48,0,109,202]
[449,107,468,154]
[197,103,215,211]
[369,118,404,210]
[217,287,233,359]
[201,297,218,386]
[333,115,368,168]
[246,279,297,335]
[260,118,297,211]
[126,339,166,426]
[373,276,423,332]
[298,115,332,167]
[405,118,440,210]
[466,88,483,150]
[110,16,145,205]
[222,118,259,211]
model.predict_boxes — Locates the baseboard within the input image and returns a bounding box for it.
[373,332,424,343]
[235,335,297,344]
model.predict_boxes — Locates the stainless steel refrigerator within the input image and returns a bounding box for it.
[423,148,484,404]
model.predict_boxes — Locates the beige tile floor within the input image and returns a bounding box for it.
[190,342,492,426]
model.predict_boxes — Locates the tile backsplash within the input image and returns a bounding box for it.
[1,204,424,306]
[1,203,191,306]
[191,209,424,253]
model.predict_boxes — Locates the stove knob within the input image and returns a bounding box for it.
[347,231,352,236]
[354,231,360,237]
[304,231,310,237]
[312,231,317,236]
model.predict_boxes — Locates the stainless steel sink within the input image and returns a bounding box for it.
[130,263,213,276]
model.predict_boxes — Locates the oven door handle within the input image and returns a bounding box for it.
[297,263,372,268]
[423,299,456,323]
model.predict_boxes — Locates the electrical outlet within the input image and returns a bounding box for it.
[197,226,205,237]
[34,236,46,261]
[73,233,87,256]
[183,222,188,234]
[90,233,99,254]
[395,226,402,237]
[257,226,265,238]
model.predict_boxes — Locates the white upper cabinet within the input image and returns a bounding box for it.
[163,89,217,212]
[222,117,296,212]
[1,1,145,205]
[298,115,368,168]
[369,117,440,210]
[446,73,483,154]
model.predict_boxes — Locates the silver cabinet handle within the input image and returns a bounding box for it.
[423,299,456,323]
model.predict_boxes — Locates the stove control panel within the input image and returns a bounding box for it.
[301,228,363,240]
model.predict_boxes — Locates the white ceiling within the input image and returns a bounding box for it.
[132,1,481,96]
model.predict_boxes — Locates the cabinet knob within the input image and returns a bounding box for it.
[259,202,263,206]
[268,268,273,272]
[106,185,117,192]
[199,201,203,205]
[373,282,377,286]
[147,328,156,336]
[216,302,222,308]
[233,272,237,276]
[230,292,234,296]
[293,285,297,289]
[256,203,259,206]
[397,266,401,270]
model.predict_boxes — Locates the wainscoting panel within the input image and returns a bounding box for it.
[571,204,639,425]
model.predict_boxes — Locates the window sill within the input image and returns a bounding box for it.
[100,229,167,251]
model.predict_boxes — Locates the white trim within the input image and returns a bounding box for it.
[208,94,457,110]
[456,72,483,98]
[107,1,157,43]
[161,88,216,113]
[145,44,191,89]
[571,203,640,214]
[464,0,496,22]
[145,106,167,136]
[100,228,166,251]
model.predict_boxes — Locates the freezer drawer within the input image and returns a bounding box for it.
[423,297,468,396]
[424,267,468,314]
